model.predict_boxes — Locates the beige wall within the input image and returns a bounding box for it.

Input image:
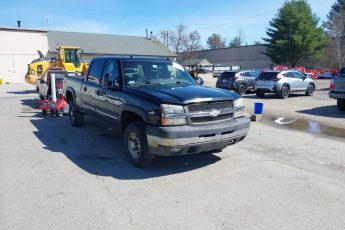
[0,30,48,83]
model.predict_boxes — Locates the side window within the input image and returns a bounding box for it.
[243,72,252,77]
[102,60,120,83]
[294,71,305,79]
[252,71,260,78]
[87,59,106,84]
[283,72,294,78]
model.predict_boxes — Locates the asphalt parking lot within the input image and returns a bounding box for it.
[1,83,345,229]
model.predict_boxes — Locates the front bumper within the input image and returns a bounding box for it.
[146,116,250,156]
[329,91,345,99]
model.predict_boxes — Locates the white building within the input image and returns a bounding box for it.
[0,28,48,83]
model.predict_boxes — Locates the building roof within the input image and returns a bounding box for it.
[0,27,47,33]
[180,58,212,66]
[47,30,176,57]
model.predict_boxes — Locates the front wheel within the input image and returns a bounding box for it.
[124,122,155,167]
[256,91,265,98]
[238,84,247,96]
[337,99,345,111]
[305,84,315,96]
[69,101,84,127]
[279,86,290,99]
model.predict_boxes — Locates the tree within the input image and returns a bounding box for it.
[168,24,188,53]
[263,0,328,67]
[325,0,345,23]
[207,33,226,49]
[184,30,202,59]
[159,24,202,56]
[229,29,245,48]
[324,1,345,68]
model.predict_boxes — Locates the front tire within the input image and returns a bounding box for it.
[238,84,247,96]
[256,91,265,98]
[69,101,84,127]
[305,84,315,96]
[279,86,290,99]
[337,99,345,111]
[124,122,155,167]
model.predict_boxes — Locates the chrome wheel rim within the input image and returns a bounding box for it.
[239,85,246,95]
[309,86,314,94]
[128,132,141,159]
[283,88,289,98]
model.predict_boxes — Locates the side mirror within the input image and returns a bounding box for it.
[195,77,204,86]
[103,73,120,90]
[112,80,120,89]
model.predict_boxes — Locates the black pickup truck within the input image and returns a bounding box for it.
[64,56,250,167]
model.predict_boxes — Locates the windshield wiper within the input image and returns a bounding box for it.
[176,81,191,86]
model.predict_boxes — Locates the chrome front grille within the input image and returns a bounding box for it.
[187,101,233,112]
[187,101,233,124]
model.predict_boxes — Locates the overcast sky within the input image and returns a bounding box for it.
[1,0,335,46]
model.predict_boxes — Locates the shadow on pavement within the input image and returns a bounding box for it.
[26,104,221,180]
[7,90,37,94]
[21,98,38,109]
[242,93,305,100]
[297,105,345,118]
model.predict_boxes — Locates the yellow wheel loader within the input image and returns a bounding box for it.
[25,46,89,85]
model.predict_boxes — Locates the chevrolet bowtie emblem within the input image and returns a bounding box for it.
[210,110,221,117]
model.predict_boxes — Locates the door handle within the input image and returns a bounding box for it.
[96,89,106,96]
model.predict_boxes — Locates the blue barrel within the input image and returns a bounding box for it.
[254,102,263,115]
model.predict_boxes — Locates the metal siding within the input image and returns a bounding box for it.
[47,31,176,57]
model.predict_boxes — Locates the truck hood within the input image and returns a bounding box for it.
[125,85,240,104]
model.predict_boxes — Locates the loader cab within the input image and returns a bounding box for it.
[57,46,84,73]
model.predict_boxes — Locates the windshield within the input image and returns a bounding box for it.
[220,72,236,79]
[64,49,81,67]
[123,60,196,88]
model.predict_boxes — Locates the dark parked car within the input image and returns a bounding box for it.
[216,70,261,95]
[329,67,345,111]
[65,56,250,167]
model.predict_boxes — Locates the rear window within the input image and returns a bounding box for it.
[220,72,236,79]
[257,72,278,80]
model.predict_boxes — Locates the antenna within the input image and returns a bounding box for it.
[45,16,49,30]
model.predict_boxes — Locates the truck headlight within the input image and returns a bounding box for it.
[161,104,187,126]
[233,98,245,118]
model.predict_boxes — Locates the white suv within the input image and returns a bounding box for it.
[255,70,316,99]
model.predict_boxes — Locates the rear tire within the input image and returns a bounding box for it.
[42,109,47,117]
[279,86,290,99]
[124,122,155,167]
[337,99,345,111]
[305,84,315,96]
[238,84,247,96]
[256,91,265,98]
[69,101,84,127]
